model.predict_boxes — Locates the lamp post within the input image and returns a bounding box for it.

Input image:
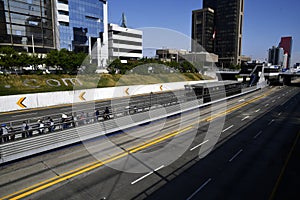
[31,35,35,54]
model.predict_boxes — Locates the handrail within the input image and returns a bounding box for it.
[0,86,260,164]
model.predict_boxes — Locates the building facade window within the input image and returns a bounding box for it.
[0,0,56,52]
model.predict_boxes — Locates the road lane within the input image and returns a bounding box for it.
[34,87,300,199]
[1,85,299,200]
[147,86,300,200]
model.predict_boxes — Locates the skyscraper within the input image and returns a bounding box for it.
[56,0,108,67]
[0,0,108,67]
[279,36,292,68]
[0,0,57,53]
[191,8,215,53]
[192,0,244,67]
[268,46,284,66]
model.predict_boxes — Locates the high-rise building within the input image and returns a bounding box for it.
[108,23,143,62]
[279,36,292,68]
[0,0,108,67]
[0,0,58,53]
[192,0,244,67]
[192,8,215,53]
[0,0,7,39]
[56,0,108,67]
[268,46,284,66]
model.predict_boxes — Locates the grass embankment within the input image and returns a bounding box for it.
[0,73,210,96]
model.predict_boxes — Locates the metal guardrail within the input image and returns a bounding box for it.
[0,98,200,164]
[0,86,260,164]
[0,90,188,143]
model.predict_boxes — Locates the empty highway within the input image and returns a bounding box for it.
[0,84,299,200]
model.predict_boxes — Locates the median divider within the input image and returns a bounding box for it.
[0,87,260,164]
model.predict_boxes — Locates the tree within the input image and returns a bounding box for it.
[0,46,16,55]
[181,61,197,73]
[70,52,86,71]
[57,49,71,72]
[166,61,180,72]
[0,46,17,70]
[15,52,30,69]
[45,49,59,68]
[107,59,122,74]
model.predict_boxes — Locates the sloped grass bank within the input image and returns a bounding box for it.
[0,73,209,96]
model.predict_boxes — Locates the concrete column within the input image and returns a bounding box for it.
[283,76,291,85]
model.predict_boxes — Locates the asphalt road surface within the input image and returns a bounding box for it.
[0,84,299,200]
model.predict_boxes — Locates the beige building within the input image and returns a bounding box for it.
[156,49,218,67]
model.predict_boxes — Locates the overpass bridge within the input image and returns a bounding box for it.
[217,66,300,85]
[279,70,300,85]
[216,70,240,81]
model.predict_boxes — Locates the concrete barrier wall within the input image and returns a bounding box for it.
[0,80,215,113]
[0,86,260,164]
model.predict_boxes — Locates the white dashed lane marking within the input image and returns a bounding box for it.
[254,131,262,139]
[222,125,234,133]
[131,165,164,185]
[190,140,209,151]
[186,178,212,200]
[241,116,249,121]
[229,149,243,162]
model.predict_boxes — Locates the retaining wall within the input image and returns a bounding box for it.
[0,80,215,113]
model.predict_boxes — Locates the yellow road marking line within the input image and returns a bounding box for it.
[2,88,276,199]
[268,131,300,200]
[206,91,273,122]
[2,126,193,200]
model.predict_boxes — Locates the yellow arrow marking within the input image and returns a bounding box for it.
[17,97,27,108]
[79,92,86,101]
[160,85,163,91]
[125,88,129,95]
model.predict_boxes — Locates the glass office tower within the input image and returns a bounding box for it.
[192,8,215,53]
[57,0,108,65]
[57,0,104,52]
[0,0,57,53]
[193,0,244,67]
[268,46,284,66]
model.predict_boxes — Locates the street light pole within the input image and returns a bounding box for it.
[32,34,35,54]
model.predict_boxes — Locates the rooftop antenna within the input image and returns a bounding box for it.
[121,12,127,28]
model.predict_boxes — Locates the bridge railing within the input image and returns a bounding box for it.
[0,85,260,164]
[0,91,189,144]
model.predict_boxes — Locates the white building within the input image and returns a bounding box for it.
[108,24,143,62]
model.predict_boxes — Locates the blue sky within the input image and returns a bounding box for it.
[108,0,300,64]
